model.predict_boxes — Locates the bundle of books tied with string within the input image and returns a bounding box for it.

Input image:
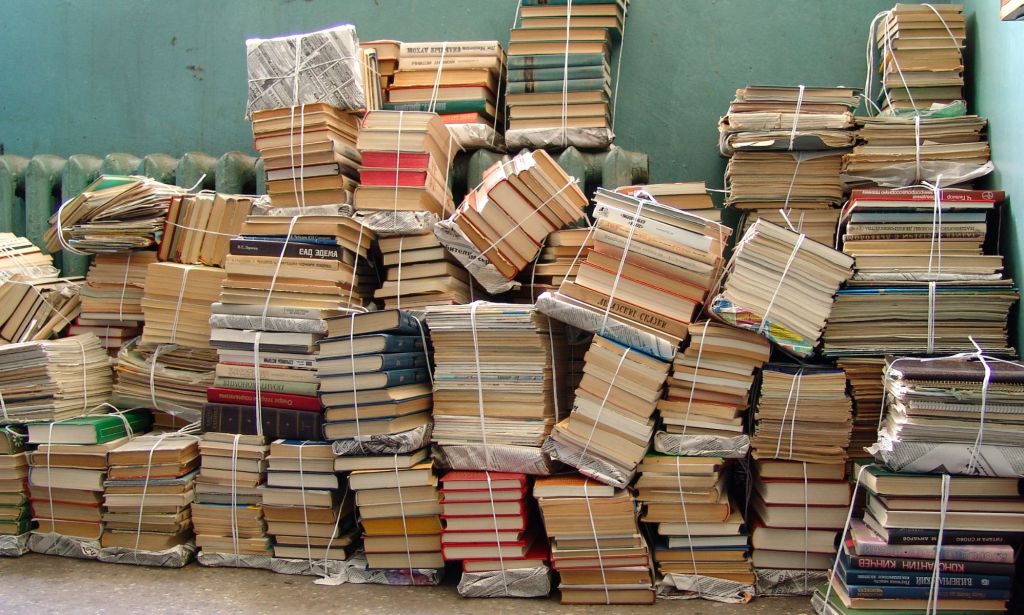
[0,424,30,556]
[0,233,83,343]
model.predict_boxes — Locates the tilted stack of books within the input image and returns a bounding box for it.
[513,228,592,303]
[375,231,473,310]
[141,262,224,350]
[354,111,455,219]
[616,182,720,222]
[546,335,668,486]
[360,40,400,98]
[349,461,444,571]
[535,474,655,605]
[159,193,255,268]
[100,434,199,553]
[824,187,1016,357]
[0,275,83,344]
[112,341,218,430]
[386,41,505,146]
[0,426,30,538]
[251,104,361,209]
[191,433,273,559]
[709,219,855,357]
[262,439,358,561]
[75,250,156,355]
[836,357,886,466]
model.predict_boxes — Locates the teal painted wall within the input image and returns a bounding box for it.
[962,1,1024,348]
[0,0,901,186]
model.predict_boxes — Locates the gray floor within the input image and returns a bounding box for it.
[0,554,813,614]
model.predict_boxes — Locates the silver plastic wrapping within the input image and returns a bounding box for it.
[245,24,366,117]
[28,532,101,560]
[657,573,755,604]
[197,550,275,570]
[541,436,633,489]
[505,127,614,151]
[270,556,351,578]
[654,431,750,459]
[534,292,678,362]
[868,437,1024,478]
[841,160,994,190]
[754,569,829,597]
[332,423,432,456]
[356,210,439,237]
[434,219,519,294]
[432,443,557,475]
[339,552,444,586]
[252,202,355,218]
[457,566,551,598]
[447,123,505,153]
[209,314,327,334]
[97,543,195,568]
[0,533,29,557]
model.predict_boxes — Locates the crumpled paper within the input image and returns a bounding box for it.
[0,533,30,557]
[457,566,551,598]
[657,573,755,604]
[97,543,196,568]
[28,532,101,560]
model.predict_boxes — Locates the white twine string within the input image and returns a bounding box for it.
[469,302,491,468]
[674,456,705,598]
[610,2,627,132]
[559,0,574,148]
[788,84,805,151]
[392,452,416,581]
[253,332,264,437]
[680,321,712,437]
[772,368,804,460]
[927,281,936,354]
[579,345,631,462]
[582,481,610,604]
[756,234,806,335]
[824,463,872,607]
[167,267,191,345]
[229,433,242,564]
[925,474,951,615]
[598,199,646,335]
[427,45,448,114]
[117,250,133,322]
[484,472,510,594]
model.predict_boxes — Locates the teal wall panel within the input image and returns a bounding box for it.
[0,0,903,187]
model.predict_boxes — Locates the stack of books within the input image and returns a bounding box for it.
[709,219,855,356]
[824,187,1016,356]
[100,434,199,552]
[26,410,151,541]
[0,426,30,537]
[440,471,544,575]
[191,433,273,558]
[349,461,443,570]
[637,454,751,588]
[318,310,431,442]
[874,3,965,115]
[836,357,886,464]
[353,110,455,218]
[658,322,771,439]
[160,194,254,267]
[0,275,83,343]
[425,303,567,460]
[514,228,592,303]
[75,250,156,355]
[263,439,358,561]
[45,175,189,253]
[387,41,505,143]
[251,104,361,209]
[751,365,853,463]
[547,335,670,485]
[616,182,720,221]
[0,334,113,421]
[750,460,851,584]
[535,474,655,605]
[112,340,218,429]
[519,0,626,31]
[0,232,56,275]
[375,231,472,309]
[140,262,225,349]
[815,467,1017,613]
[552,188,729,345]
[445,150,588,283]
[360,40,400,98]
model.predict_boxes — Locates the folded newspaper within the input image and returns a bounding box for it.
[434,219,519,295]
[457,566,551,598]
[657,573,755,604]
[432,443,557,475]
[654,431,750,458]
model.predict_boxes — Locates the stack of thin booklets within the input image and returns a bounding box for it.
[547,335,669,485]
[616,182,720,222]
[658,322,771,442]
[112,340,218,429]
[160,193,254,267]
[0,275,83,344]
[514,228,592,303]
[101,434,199,552]
[74,250,157,354]
[354,110,455,217]
[45,175,189,253]
[749,460,851,590]
[0,426,30,538]
[349,461,444,570]
[26,410,151,542]
[318,310,431,442]
[813,466,1016,614]
[836,357,886,465]
[0,334,113,422]
[0,232,57,277]
[440,471,546,582]
[360,40,400,97]
[721,85,858,246]
[375,231,473,309]
[535,474,655,605]
[263,439,358,561]
[191,433,273,558]
[386,41,505,146]
[551,188,729,346]
[444,150,587,284]
[140,262,225,349]
[637,454,751,589]
[251,104,361,209]
[874,3,966,115]
[709,219,855,356]
[824,187,1016,356]
[426,302,567,468]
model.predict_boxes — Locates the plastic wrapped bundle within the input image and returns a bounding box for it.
[0,533,29,557]
[657,573,755,604]
[96,543,195,568]
[457,566,551,598]
[28,532,101,560]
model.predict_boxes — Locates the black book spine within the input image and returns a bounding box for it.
[203,403,324,440]
[229,238,344,261]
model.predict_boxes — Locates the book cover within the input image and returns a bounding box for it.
[202,403,324,441]
[507,65,606,82]
[205,388,322,412]
[228,238,346,261]
[383,99,492,115]
[507,77,609,94]
[506,53,606,70]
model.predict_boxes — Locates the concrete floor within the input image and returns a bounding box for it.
[0,554,814,614]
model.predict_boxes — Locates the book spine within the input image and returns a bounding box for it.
[212,377,319,397]
[842,583,1010,600]
[507,65,606,81]
[847,223,986,234]
[506,77,608,94]
[398,57,500,70]
[383,100,490,114]
[851,539,1016,564]
[202,403,324,440]
[884,527,1014,546]
[595,221,716,266]
[359,170,430,187]
[221,356,317,370]
[593,204,712,252]
[506,53,606,69]
[205,388,322,412]
[400,42,502,57]
[853,190,1002,203]
[847,553,1015,576]
[229,239,345,261]
[359,151,432,170]
[844,233,984,241]
[842,568,1011,589]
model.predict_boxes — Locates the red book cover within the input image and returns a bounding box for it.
[440,471,527,489]
[439,488,526,503]
[441,529,536,562]
[358,169,430,187]
[360,151,431,170]
[850,188,1004,203]
[442,500,527,517]
[205,387,322,412]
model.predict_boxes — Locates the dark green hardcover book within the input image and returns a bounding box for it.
[506,53,606,70]
[507,65,607,82]
[507,77,609,94]
[382,99,492,116]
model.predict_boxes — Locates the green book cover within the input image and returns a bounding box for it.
[507,64,607,82]
[30,409,153,444]
[213,377,319,397]
[506,53,606,70]
[507,77,609,94]
[0,425,26,454]
[382,99,493,117]
[0,517,32,535]
[522,0,625,5]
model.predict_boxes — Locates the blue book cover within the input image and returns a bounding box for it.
[842,582,1010,601]
[839,557,1011,590]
